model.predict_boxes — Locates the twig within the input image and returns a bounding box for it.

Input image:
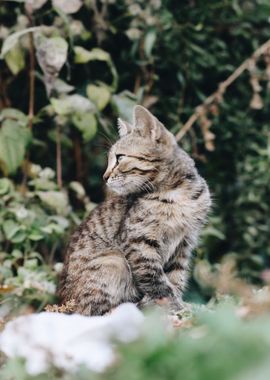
[134,73,141,94]
[0,70,11,108]
[21,12,35,192]
[175,38,270,141]
[48,242,58,266]
[91,0,108,45]
[28,31,35,129]
[56,122,62,189]
[27,12,35,130]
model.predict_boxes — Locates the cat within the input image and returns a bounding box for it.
[58,105,211,315]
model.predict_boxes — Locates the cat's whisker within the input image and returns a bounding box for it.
[97,131,116,148]
[92,142,112,150]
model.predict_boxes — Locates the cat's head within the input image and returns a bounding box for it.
[103,105,180,196]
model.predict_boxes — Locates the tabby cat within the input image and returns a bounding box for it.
[58,106,211,315]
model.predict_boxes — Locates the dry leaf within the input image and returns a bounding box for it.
[45,299,76,313]
[199,114,216,151]
[249,75,262,93]
[34,34,68,96]
[250,93,263,109]
[0,284,15,294]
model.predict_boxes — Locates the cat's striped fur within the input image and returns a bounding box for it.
[58,106,211,315]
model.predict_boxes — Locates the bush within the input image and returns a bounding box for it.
[0,0,269,304]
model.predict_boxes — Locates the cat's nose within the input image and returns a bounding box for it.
[103,170,110,182]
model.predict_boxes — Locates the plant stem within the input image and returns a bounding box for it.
[28,30,35,130]
[21,31,35,193]
[56,122,63,189]
[21,11,35,194]
[73,135,83,182]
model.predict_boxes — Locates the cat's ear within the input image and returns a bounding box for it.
[117,118,132,137]
[133,105,163,141]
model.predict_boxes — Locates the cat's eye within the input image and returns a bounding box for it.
[116,154,125,163]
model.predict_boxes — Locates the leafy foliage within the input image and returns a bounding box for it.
[3,299,270,380]
[0,167,91,314]
[0,0,269,306]
[0,109,31,174]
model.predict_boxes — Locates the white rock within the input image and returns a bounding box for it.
[0,303,143,375]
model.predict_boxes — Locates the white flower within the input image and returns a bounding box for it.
[39,167,55,180]
[15,207,28,220]
[29,163,42,177]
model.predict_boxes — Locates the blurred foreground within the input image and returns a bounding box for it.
[2,259,270,380]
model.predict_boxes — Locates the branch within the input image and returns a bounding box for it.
[27,13,35,130]
[91,0,108,45]
[175,38,270,142]
[56,123,62,190]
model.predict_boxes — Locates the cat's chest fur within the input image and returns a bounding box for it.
[142,189,199,235]
[121,188,199,263]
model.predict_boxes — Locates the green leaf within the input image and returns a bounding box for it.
[74,47,118,89]
[41,223,64,234]
[144,29,157,58]
[0,120,31,175]
[3,220,21,240]
[69,181,85,198]
[5,43,25,75]
[53,79,75,94]
[50,215,69,229]
[29,178,56,191]
[72,112,97,142]
[0,108,28,127]
[24,258,38,269]
[36,191,70,216]
[35,35,68,74]
[74,46,110,63]
[11,250,23,259]
[51,95,95,116]
[28,251,43,261]
[0,27,41,58]
[86,83,111,111]
[34,34,68,96]
[203,227,226,240]
[28,231,44,241]
[2,221,26,243]
[10,230,27,243]
[112,91,138,122]
[0,178,13,195]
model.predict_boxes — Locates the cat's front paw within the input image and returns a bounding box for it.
[137,295,156,309]
[167,297,185,314]
[137,295,184,314]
